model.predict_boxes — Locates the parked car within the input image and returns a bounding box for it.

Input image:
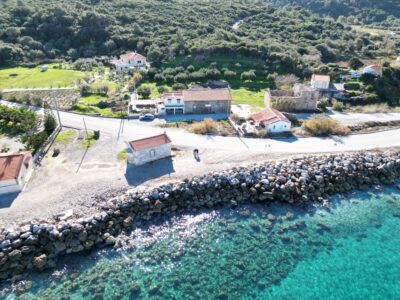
[139,114,155,121]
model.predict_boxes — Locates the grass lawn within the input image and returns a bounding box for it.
[82,132,97,148]
[72,103,126,118]
[117,149,127,161]
[55,130,76,143]
[90,77,120,93]
[138,82,172,99]
[230,88,265,110]
[80,94,108,105]
[0,64,87,89]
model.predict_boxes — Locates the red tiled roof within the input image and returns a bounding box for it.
[0,153,24,181]
[366,64,381,70]
[251,108,290,125]
[129,133,171,151]
[312,74,330,82]
[120,51,146,61]
[183,88,231,102]
[163,91,184,98]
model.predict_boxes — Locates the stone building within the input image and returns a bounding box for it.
[0,152,33,195]
[158,88,231,116]
[127,133,172,166]
[264,84,319,112]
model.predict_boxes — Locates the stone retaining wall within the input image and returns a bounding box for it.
[1,151,400,280]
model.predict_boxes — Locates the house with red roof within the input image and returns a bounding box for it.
[0,152,33,195]
[250,108,291,134]
[362,64,382,76]
[111,51,147,72]
[127,133,172,165]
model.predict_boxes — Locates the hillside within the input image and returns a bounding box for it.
[0,0,392,69]
[269,0,400,28]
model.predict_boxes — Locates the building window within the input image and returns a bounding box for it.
[150,149,156,158]
[168,99,172,104]
[177,99,181,104]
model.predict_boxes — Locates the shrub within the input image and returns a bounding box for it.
[302,115,349,136]
[332,100,344,111]
[317,100,329,111]
[172,83,187,90]
[223,70,236,78]
[190,118,218,134]
[137,87,151,99]
[240,70,256,80]
[271,98,296,112]
[24,131,48,153]
[44,113,57,135]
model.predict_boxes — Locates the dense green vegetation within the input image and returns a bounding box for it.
[1,0,396,70]
[0,105,37,135]
[0,0,399,111]
[270,0,400,27]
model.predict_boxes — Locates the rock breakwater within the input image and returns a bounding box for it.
[1,151,400,280]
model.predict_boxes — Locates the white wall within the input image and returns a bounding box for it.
[127,144,172,166]
[266,120,291,133]
[116,59,146,72]
[164,96,184,107]
[311,80,330,90]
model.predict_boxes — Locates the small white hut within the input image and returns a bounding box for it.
[127,133,171,166]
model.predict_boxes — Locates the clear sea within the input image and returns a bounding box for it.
[2,185,400,300]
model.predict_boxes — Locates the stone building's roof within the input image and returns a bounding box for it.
[129,133,171,151]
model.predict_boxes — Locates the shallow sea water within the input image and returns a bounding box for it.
[2,186,400,300]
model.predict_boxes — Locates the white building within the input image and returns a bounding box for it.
[157,91,185,115]
[363,64,382,76]
[111,51,147,72]
[0,152,33,195]
[127,133,172,166]
[350,70,363,79]
[250,108,291,134]
[311,74,330,90]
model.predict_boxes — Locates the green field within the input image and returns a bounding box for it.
[90,76,121,93]
[230,88,265,110]
[80,94,108,105]
[0,64,87,89]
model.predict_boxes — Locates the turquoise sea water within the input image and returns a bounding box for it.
[2,186,400,300]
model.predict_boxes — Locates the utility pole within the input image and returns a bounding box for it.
[82,116,89,139]
[54,98,62,127]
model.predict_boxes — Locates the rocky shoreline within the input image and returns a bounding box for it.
[1,151,400,281]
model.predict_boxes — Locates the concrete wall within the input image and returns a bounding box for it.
[266,120,291,133]
[127,144,171,166]
[184,100,231,114]
[0,179,21,195]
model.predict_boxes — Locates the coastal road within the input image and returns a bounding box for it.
[1,100,399,153]
[58,110,400,153]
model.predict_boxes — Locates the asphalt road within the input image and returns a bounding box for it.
[58,110,400,153]
[2,100,400,153]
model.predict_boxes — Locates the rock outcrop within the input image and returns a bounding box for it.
[1,151,400,280]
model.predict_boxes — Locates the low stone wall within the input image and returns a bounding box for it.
[1,151,400,280]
